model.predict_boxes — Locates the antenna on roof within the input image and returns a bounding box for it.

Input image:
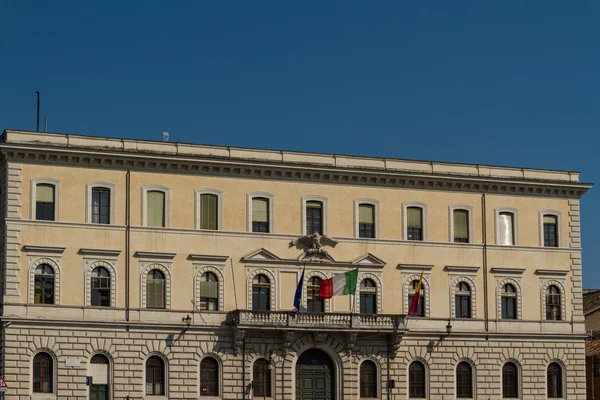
[36,91,40,132]
[161,132,170,142]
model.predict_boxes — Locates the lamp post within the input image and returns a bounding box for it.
[182,314,192,327]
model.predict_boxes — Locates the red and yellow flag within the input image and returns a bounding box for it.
[408,271,424,315]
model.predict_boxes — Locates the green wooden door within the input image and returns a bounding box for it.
[296,349,334,400]
[89,385,108,400]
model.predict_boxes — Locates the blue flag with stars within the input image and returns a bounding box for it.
[293,266,305,311]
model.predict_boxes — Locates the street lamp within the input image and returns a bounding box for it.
[182,314,192,327]
[446,321,453,335]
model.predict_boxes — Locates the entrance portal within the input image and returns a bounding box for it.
[296,349,335,400]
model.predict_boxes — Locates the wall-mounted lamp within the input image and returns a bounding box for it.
[446,321,453,335]
[182,314,192,327]
[427,341,435,353]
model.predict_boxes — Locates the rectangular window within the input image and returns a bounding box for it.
[91,187,110,224]
[36,184,55,221]
[147,191,165,227]
[200,194,218,230]
[407,207,423,241]
[252,198,270,233]
[498,212,514,245]
[359,204,375,238]
[543,215,558,247]
[147,280,165,309]
[199,280,218,311]
[453,209,469,243]
[306,201,323,235]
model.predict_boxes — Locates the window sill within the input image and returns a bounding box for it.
[143,396,168,400]
[31,394,57,400]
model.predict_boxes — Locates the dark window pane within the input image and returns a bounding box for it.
[306,201,323,235]
[360,361,377,398]
[252,275,271,311]
[307,277,324,312]
[34,265,55,305]
[200,358,219,396]
[36,184,55,221]
[547,363,562,398]
[543,216,558,247]
[33,353,53,393]
[146,356,165,395]
[253,358,272,397]
[92,187,110,224]
[409,361,426,398]
[502,363,519,398]
[456,362,472,398]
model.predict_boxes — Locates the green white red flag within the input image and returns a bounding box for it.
[319,268,359,299]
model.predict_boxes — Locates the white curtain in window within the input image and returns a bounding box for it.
[359,205,374,224]
[37,184,54,202]
[498,212,514,245]
[252,198,269,222]
[200,281,218,298]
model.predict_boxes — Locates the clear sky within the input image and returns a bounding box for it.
[1,2,599,284]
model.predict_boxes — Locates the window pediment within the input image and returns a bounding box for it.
[241,248,282,263]
[351,253,386,268]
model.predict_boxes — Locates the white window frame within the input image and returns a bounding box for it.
[85,260,117,307]
[195,189,223,231]
[301,195,328,235]
[28,256,62,305]
[354,199,380,239]
[404,274,431,317]
[494,207,519,246]
[448,205,474,244]
[141,263,172,309]
[354,272,383,314]
[496,278,522,320]
[86,182,116,224]
[403,201,428,241]
[194,265,225,312]
[247,268,277,311]
[141,185,171,228]
[450,276,477,319]
[358,358,380,399]
[247,192,275,233]
[31,350,58,397]
[539,210,562,248]
[144,353,169,397]
[30,178,61,221]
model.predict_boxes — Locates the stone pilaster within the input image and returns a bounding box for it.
[2,162,22,303]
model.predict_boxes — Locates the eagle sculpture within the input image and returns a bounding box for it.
[289,233,338,259]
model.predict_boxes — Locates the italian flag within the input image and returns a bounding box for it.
[319,268,359,299]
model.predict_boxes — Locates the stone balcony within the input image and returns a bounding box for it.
[228,310,407,355]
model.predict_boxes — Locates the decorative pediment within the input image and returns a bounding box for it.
[241,248,282,263]
[351,253,386,268]
[187,254,229,264]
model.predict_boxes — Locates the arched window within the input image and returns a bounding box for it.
[253,358,272,397]
[36,183,55,221]
[360,279,377,314]
[543,215,558,247]
[34,264,55,304]
[146,356,165,395]
[147,270,166,309]
[199,272,218,311]
[360,360,377,398]
[252,274,270,311]
[307,276,324,312]
[407,206,424,241]
[455,282,472,318]
[89,354,110,399]
[33,352,53,393]
[546,285,561,320]
[409,361,426,398]
[358,204,376,238]
[306,201,323,235]
[501,284,517,320]
[547,362,563,398]
[502,362,519,398]
[91,267,110,307]
[408,279,425,317]
[200,357,219,397]
[456,362,473,398]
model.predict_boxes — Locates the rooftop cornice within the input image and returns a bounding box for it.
[1,130,592,198]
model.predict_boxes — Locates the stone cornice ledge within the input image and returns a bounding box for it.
[490,267,526,275]
[188,254,229,264]
[22,245,66,254]
[134,251,176,260]
[535,269,569,277]
[397,264,435,272]
[444,265,480,274]
[79,248,121,257]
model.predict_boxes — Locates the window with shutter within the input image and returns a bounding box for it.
[147,191,165,227]
[407,207,423,241]
[359,204,375,238]
[36,184,55,221]
[200,194,218,230]
[453,209,469,243]
[199,272,218,311]
[252,198,270,233]
[147,270,165,309]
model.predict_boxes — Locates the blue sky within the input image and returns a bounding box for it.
[1,2,599,285]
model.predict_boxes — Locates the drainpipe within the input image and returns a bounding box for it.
[125,170,131,325]
[481,194,489,332]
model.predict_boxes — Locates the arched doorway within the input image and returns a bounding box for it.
[88,354,110,400]
[296,349,335,400]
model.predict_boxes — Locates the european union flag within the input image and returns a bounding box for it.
[293,267,305,311]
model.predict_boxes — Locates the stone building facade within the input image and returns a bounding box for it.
[0,129,592,400]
